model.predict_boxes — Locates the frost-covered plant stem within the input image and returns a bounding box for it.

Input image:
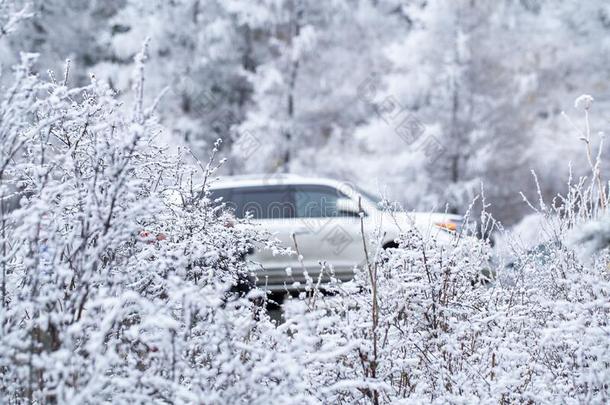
[582,105,606,211]
[358,196,379,404]
[564,95,607,214]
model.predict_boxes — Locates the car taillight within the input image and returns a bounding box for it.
[435,222,458,232]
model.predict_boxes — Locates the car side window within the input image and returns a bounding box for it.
[293,185,353,218]
[210,186,295,219]
[209,188,235,210]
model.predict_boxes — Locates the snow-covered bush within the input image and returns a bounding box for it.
[0,49,313,403]
[287,230,495,403]
[278,206,609,403]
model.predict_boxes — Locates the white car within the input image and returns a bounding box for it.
[209,175,462,291]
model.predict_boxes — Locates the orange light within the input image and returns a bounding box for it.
[435,222,457,232]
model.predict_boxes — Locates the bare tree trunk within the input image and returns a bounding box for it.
[281,3,302,173]
[450,86,460,185]
[1,195,6,309]
[229,25,255,175]
[449,4,463,186]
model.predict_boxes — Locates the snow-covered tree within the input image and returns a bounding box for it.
[1,0,122,84]
[233,0,400,174]
[99,0,269,164]
[344,1,540,222]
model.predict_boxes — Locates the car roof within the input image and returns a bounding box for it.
[208,174,346,190]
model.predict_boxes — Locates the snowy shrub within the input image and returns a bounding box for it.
[291,105,610,404]
[0,50,314,403]
[280,182,609,403]
[280,228,497,403]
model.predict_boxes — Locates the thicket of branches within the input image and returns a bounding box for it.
[289,209,609,403]
[0,49,301,403]
[0,36,608,405]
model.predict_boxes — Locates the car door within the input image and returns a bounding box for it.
[211,185,311,287]
[292,185,366,279]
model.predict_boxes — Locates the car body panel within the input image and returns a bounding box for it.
[209,175,460,291]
